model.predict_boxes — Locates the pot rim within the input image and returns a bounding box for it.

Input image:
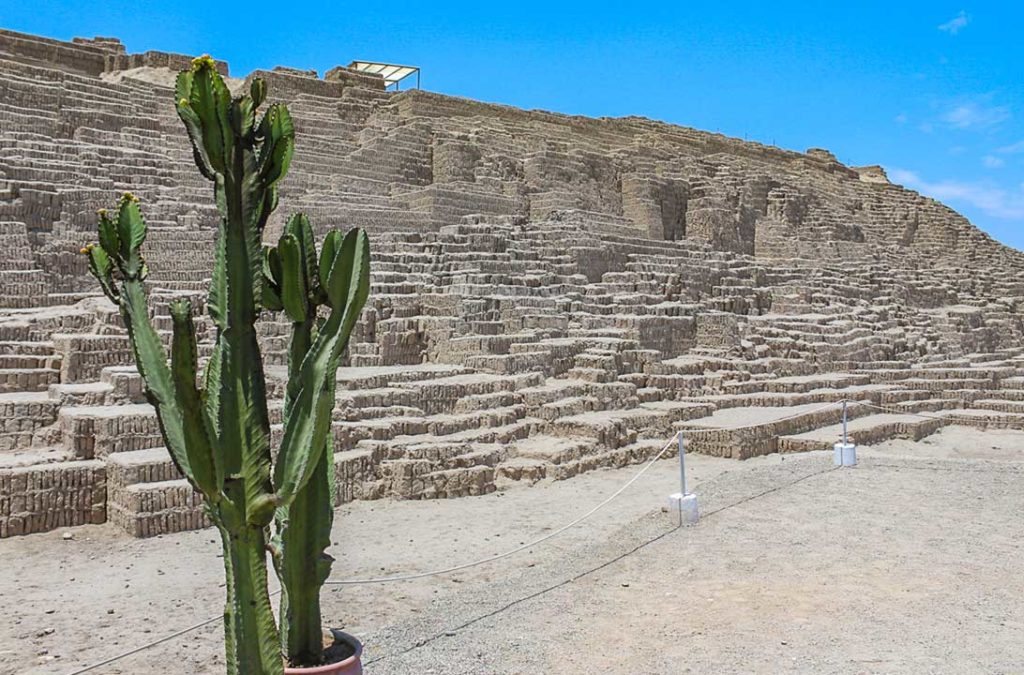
[283,631,363,674]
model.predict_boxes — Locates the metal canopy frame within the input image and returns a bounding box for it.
[348,61,420,90]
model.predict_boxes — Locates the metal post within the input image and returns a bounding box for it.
[668,431,698,525]
[678,432,687,496]
[842,400,848,447]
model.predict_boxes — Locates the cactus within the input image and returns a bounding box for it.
[263,214,359,666]
[85,57,370,673]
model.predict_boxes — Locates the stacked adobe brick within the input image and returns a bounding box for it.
[2,29,1024,537]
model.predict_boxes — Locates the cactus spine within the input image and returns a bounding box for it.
[85,58,370,672]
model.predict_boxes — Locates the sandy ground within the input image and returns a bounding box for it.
[1,426,1022,674]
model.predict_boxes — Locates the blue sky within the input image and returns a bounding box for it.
[4,2,1024,249]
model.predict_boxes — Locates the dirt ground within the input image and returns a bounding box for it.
[2,426,1022,674]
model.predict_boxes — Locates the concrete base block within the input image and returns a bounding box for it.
[668,492,699,525]
[833,442,857,466]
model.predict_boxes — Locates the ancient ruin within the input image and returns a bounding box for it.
[2,29,1024,539]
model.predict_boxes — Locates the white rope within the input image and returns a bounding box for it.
[66,589,282,675]
[849,399,1009,425]
[65,399,850,671]
[62,394,1012,672]
[64,429,684,673]
[676,399,844,433]
[66,615,222,674]
[325,431,681,585]
[324,400,846,586]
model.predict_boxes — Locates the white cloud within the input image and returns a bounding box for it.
[894,113,908,124]
[996,140,1024,154]
[938,10,969,35]
[983,155,1005,168]
[941,99,1011,131]
[889,168,1024,220]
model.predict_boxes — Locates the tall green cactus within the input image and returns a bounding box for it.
[263,214,362,665]
[84,57,370,673]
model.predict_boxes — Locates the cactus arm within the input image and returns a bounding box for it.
[169,298,222,498]
[274,303,331,667]
[273,229,370,506]
[120,279,196,479]
[290,214,318,293]
[317,230,342,292]
[262,245,285,312]
[323,228,361,310]
[250,77,267,108]
[278,233,309,324]
[85,244,118,303]
[182,60,231,175]
[175,71,216,180]
[270,221,341,667]
[276,450,334,666]
[206,222,229,330]
[85,199,200,490]
[257,103,294,186]
[202,333,223,448]
[284,311,314,419]
[97,212,120,265]
[275,229,369,667]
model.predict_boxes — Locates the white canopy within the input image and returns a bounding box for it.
[348,61,420,89]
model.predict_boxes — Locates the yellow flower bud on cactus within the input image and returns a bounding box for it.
[191,54,216,70]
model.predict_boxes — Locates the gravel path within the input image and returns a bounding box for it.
[370,445,1024,674]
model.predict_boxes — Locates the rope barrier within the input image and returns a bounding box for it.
[848,399,1010,426]
[64,430,685,673]
[677,399,844,433]
[67,615,223,674]
[65,399,852,673]
[66,588,283,675]
[325,433,680,586]
[59,393,1018,673]
[323,400,845,585]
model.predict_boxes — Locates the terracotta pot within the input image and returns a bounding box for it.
[284,631,363,675]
